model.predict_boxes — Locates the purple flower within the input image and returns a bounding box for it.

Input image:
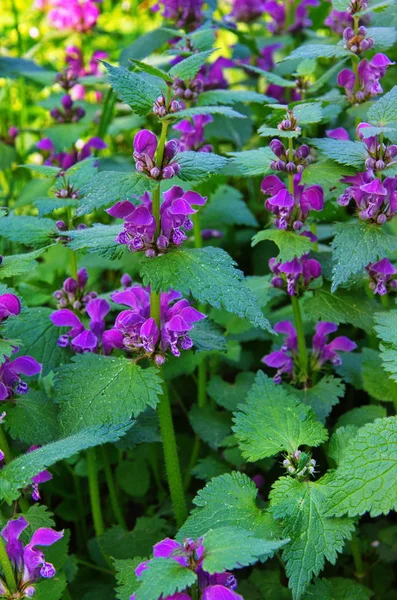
[230,0,267,22]
[152,0,204,29]
[0,293,21,323]
[28,446,53,501]
[0,517,63,595]
[108,186,207,256]
[53,268,96,311]
[312,322,357,368]
[337,54,394,103]
[261,174,323,230]
[270,251,322,296]
[366,258,397,295]
[47,0,100,32]
[111,285,205,361]
[257,44,283,71]
[0,356,42,401]
[262,321,356,383]
[263,0,319,33]
[37,137,106,171]
[202,586,243,600]
[133,130,180,180]
[173,115,213,152]
[338,172,397,223]
[196,58,235,92]
[356,122,397,172]
[343,25,374,55]
[324,8,354,34]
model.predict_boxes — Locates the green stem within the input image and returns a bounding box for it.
[101,446,127,529]
[72,472,87,547]
[291,295,308,382]
[197,362,206,409]
[184,435,200,490]
[351,534,366,581]
[0,536,17,594]
[157,381,188,527]
[0,425,13,464]
[380,293,390,310]
[86,448,105,537]
[97,89,116,140]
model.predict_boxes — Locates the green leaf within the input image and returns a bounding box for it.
[311,139,367,168]
[76,171,156,216]
[303,577,372,600]
[225,148,274,177]
[327,426,359,466]
[20,164,60,177]
[115,557,142,600]
[0,141,17,170]
[104,62,161,115]
[242,64,296,87]
[202,527,289,574]
[0,248,50,279]
[33,198,78,217]
[324,416,397,517]
[65,224,124,260]
[374,310,397,381]
[3,307,66,376]
[169,105,247,120]
[5,391,58,445]
[176,151,229,181]
[201,185,258,228]
[135,558,196,600]
[207,372,256,412]
[0,216,58,247]
[130,59,173,82]
[140,246,270,330]
[0,338,19,362]
[198,89,272,105]
[336,404,387,429]
[100,517,167,560]
[178,471,281,541]
[367,85,397,126]
[270,477,355,600]
[367,26,397,50]
[120,26,177,63]
[65,157,98,189]
[285,44,348,61]
[56,354,162,435]
[191,456,231,481]
[258,126,301,139]
[252,229,312,261]
[189,405,231,449]
[34,575,67,600]
[189,318,227,352]
[0,423,131,503]
[288,376,345,422]
[293,102,323,125]
[233,372,328,460]
[331,221,397,291]
[169,49,213,80]
[362,347,397,402]
[303,286,375,331]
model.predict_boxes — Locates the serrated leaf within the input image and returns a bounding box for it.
[303,286,375,330]
[374,310,397,381]
[311,139,367,168]
[120,26,177,63]
[242,64,296,87]
[115,558,142,600]
[20,164,60,176]
[362,347,397,402]
[130,59,173,82]
[324,417,397,517]
[207,372,256,412]
[178,471,281,541]
[169,105,247,120]
[176,151,229,181]
[202,527,289,574]
[367,85,397,126]
[0,338,19,362]
[169,49,213,80]
[104,62,161,115]
[56,354,162,435]
[328,426,359,466]
[233,372,328,460]
[135,558,196,600]
[288,376,345,422]
[252,229,312,261]
[258,126,301,138]
[270,477,355,600]
[3,307,66,375]
[191,455,231,481]
[140,246,270,330]
[65,224,124,260]
[34,198,78,217]
[331,221,397,291]
[189,318,227,352]
[189,405,231,449]
[65,157,98,189]
[293,102,323,125]
[284,44,348,61]
[100,517,167,560]
[0,216,58,247]
[0,423,131,503]
[198,89,273,105]
[5,391,58,445]
[0,247,50,279]
[336,404,387,428]
[225,148,274,177]
[201,185,258,228]
[367,26,397,50]
[76,171,156,216]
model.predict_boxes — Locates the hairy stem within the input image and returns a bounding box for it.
[101,446,127,529]
[291,295,308,382]
[86,448,105,537]
[0,536,17,594]
[351,533,366,581]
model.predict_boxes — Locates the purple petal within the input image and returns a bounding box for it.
[0,294,21,320]
[163,186,185,204]
[86,298,110,322]
[153,538,182,559]
[360,179,387,195]
[36,138,54,152]
[168,198,197,215]
[202,585,244,600]
[337,68,355,91]
[10,357,42,376]
[370,53,394,68]
[327,336,357,352]
[261,174,285,195]
[369,258,396,275]
[279,257,302,275]
[326,128,350,141]
[262,350,292,369]
[85,136,107,150]
[102,329,124,355]
[274,321,297,337]
[301,186,324,211]
[72,330,98,351]
[133,129,157,159]
[50,309,83,329]
[29,528,63,548]
[1,517,28,543]
[268,189,294,208]
[106,201,136,218]
[183,190,207,207]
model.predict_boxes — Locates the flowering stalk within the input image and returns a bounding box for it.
[101,446,127,530]
[86,448,105,537]
[0,536,17,595]
[149,117,187,527]
[290,295,308,382]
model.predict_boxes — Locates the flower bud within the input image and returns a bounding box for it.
[377,213,387,224]
[61,94,73,109]
[270,139,285,157]
[375,160,385,170]
[150,167,161,179]
[365,157,376,170]
[63,277,78,294]
[286,162,296,173]
[56,220,67,230]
